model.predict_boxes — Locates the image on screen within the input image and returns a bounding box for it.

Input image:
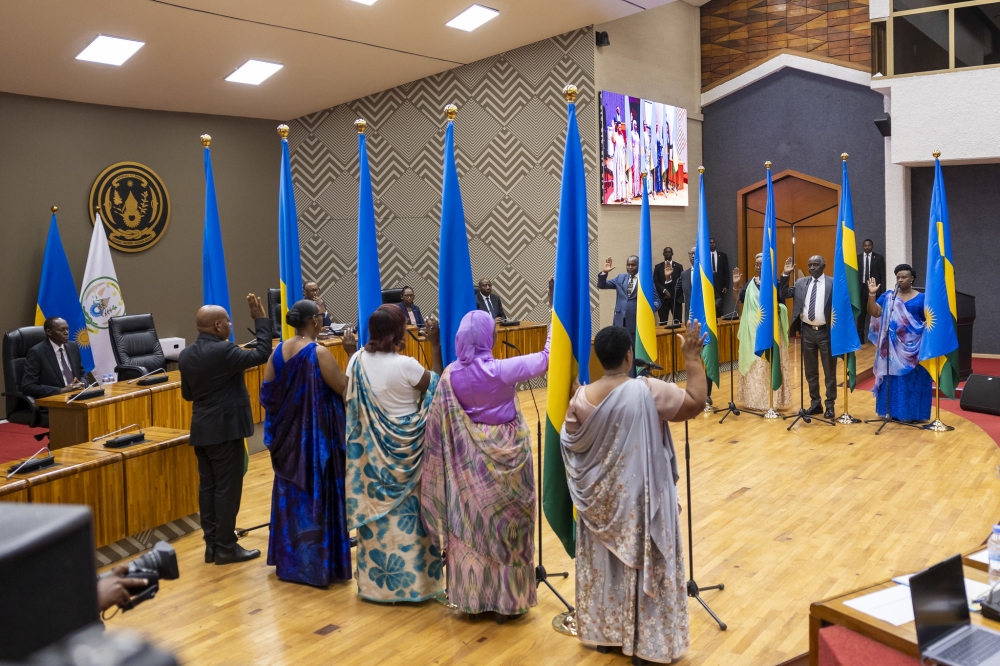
[599,90,688,207]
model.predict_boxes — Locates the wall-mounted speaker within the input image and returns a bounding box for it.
[874,113,891,137]
[596,31,610,47]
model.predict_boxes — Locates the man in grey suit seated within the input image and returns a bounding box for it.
[778,254,836,419]
[597,255,660,371]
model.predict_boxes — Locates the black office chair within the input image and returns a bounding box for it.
[2,326,48,428]
[267,288,282,338]
[108,314,167,381]
[382,288,404,304]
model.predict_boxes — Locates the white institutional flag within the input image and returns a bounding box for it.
[80,214,125,379]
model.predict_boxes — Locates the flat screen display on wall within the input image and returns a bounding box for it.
[599,90,688,207]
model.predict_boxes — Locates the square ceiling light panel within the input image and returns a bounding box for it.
[446,4,499,31]
[76,35,145,66]
[225,60,284,85]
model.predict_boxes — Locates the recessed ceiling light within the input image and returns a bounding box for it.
[225,60,283,85]
[350,0,378,4]
[76,35,144,66]
[446,4,499,31]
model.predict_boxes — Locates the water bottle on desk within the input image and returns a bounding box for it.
[989,525,1000,584]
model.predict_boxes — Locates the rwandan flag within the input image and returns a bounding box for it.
[754,163,783,390]
[543,86,591,558]
[356,119,382,346]
[437,107,476,366]
[278,125,303,342]
[918,155,959,398]
[689,167,719,386]
[36,210,94,373]
[634,177,657,363]
[830,155,862,389]
[201,136,234,342]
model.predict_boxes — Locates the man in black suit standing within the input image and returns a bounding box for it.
[779,255,837,419]
[21,317,86,401]
[476,278,506,323]
[653,246,683,323]
[710,238,730,312]
[856,239,885,344]
[180,294,272,566]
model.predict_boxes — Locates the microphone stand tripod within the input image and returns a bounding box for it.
[783,328,836,430]
[713,303,763,423]
[863,288,925,435]
[502,340,574,614]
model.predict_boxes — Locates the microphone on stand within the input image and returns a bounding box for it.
[126,368,168,384]
[66,380,101,404]
[634,357,663,376]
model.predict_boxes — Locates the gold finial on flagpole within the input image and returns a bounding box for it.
[563,85,578,103]
[841,152,849,161]
[355,118,367,134]
[277,124,290,139]
[444,104,458,121]
[765,161,772,170]
[51,206,58,213]
[698,166,705,174]
[933,150,941,159]
[201,134,211,147]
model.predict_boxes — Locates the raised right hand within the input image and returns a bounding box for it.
[783,257,794,275]
[247,293,266,320]
[867,277,881,296]
[424,316,440,345]
[732,267,742,287]
[603,257,615,273]
[678,320,707,356]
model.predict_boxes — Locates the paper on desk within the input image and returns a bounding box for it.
[890,574,990,603]
[970,549,990,565]
[844,585,915,626]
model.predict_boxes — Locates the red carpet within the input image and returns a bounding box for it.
[0,421,48,465]
[857,358,1000,448]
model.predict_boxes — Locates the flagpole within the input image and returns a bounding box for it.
[764,355,779,418]
[924,367,954,431]
[838,354,861,424]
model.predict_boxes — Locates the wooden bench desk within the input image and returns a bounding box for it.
[37,382,153,450]
[0,476,29,502]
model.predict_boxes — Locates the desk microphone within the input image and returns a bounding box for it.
[6,446,53,479]
[66,380,102,404]
[127,368,168,385]
[635,358,664,372]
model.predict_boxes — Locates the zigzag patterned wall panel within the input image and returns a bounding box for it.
[288,27,600,330]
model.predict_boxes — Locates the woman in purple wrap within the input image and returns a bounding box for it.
[260,299,355,587]
[421,283,551,621]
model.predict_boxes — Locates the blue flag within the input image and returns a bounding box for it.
[35,212,94,373]
[830,157,862,388]
[543,87,592,557]
[754,164,782,390]
[918,156,960,398]
[437,112,475,366]
[690,169,719,386]
[278,127,303,342]
[357,125,382,346]
[202,142,234,342]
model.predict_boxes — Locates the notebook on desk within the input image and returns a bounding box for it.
[912,554,1000,666]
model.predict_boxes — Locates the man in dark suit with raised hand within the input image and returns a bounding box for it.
[779,255,837,419]
[21,317,86,399]
[653,246,683,324]
[597,255,660,342]
[180,294,272,566]
[476,278,506,323]
[857,239,885,343]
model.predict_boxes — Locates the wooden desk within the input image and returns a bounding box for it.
[148,371,191,430]
[0,477,29,502]
[8,446,126,548]
[77,427,196,536]
[37,383,153,450]
[808,564,997,665]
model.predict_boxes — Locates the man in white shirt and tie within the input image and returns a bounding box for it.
[475,278,506,323]
[21,317,87,400]
[856,239,885,344]
[779,255,837,419]
[598,255,660,343]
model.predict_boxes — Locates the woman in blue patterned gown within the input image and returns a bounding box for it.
[867,264,933,422]
[260,299,356,587]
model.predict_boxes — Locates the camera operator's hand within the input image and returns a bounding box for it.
[97,565,147,612]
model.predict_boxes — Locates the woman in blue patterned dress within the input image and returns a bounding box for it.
[867,264,933,422]
[260,299,355,587]
[345,305,444,603]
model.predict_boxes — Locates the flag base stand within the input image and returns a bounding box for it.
[923,419,954,432]
[837,413,862,425]
[837,356,861,424]
[703,403,714,413]
[713,318,765,423]
[763,408,780,419]
[922,385,954,431]
[553,611,577,636]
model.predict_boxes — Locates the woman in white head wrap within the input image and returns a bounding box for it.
[731,253,792,410]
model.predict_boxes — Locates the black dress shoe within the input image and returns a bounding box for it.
[806,404,823,415]
[824,407,836,420]
[205,544,215,564]
[214,544,261,565]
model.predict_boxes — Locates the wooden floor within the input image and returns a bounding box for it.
[109,341,1000,665]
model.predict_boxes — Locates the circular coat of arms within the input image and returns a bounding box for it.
[89,162,170,252]
[81,277,125,332]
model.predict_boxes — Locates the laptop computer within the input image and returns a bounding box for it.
[911,554,1000,666]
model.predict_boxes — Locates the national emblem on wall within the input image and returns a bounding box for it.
[89,161,171,252]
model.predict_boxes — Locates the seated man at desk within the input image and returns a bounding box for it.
[398,286,425,328]
[476,278,506,323]
[21,317,86,398]
[303,280,331,327]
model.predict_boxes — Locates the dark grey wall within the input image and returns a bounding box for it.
[0,92,279,417]
[702,68,886,311]
[911,164,999,354]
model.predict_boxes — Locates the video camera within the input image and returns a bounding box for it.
[102,541,180,611]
